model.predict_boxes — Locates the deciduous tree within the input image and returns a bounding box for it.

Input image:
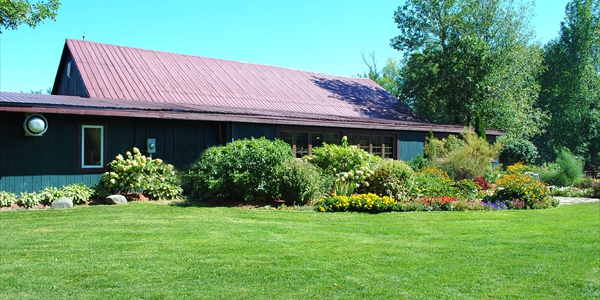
[390,0,547,139]
[535,0,599,165]
[0,0,60,33]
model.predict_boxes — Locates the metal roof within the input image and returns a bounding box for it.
[1,39,504,135]
[0,92,508,134]
[62,39,425,123]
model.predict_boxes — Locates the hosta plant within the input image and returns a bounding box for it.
[0,191,18,207]
[17,191,41,208]
[62,183,94,204]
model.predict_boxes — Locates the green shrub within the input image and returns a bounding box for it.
[365,159,415,201]
[408,154,430,171]
[575,177,596,189]
[0,191,18,207]
[99,147,182,200]
[181,145,224,198]
[62,183,94,204]
[410,166,457,198]
[277,158,324,204]
[183,138,292,201]
[592,181,600,197]
[315,193,396,213]
[497,136,538,166]
[17,191,41,208]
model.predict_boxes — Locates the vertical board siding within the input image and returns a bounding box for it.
[0,112,221,193]
[231,123,276,141]
[398,130,425,162]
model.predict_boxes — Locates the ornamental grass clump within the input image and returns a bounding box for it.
[98,147,182,200]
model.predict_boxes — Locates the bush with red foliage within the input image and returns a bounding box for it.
[474,176,490,190]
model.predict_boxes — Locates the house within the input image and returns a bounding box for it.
[0,39,503,193]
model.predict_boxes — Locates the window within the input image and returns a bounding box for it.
[277,128,395,159]
[81,125,104,168]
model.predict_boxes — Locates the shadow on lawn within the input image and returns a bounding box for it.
[170,197,286,209]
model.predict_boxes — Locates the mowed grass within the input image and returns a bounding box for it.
[1,202,599,299]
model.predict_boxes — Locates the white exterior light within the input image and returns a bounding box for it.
[24,114,48,136]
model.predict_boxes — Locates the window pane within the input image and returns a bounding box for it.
[325,133,339,145]
[372,135,382,157]
[83,126,103,167]
[384,136,395,159]
[280,131,293,146]
[359,135,370,152]
[311,132,324,148]
[296,132,309,158]
[347,134,358,146]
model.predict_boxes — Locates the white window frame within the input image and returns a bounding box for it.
[81,125,105,169]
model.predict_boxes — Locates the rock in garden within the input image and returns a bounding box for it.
[51,197,73,209]
[105,195,127,205]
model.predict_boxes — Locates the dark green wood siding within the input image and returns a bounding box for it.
[398,130,425,162]
[0,112,223,193]
[231,122,276,141]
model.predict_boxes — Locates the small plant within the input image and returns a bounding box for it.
[39,186,64,205]
[62,183,94,204]
[456,179,480,200]
[0,191,18,207]
[17,191,41,208]
[100,147,182,200]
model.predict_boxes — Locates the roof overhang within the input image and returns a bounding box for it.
[0,92,505,135]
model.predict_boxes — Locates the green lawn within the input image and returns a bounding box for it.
[1,202,599,299]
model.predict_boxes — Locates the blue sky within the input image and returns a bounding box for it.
[1,0,569,93]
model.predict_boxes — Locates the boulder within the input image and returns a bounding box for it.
[105,195,127,205]
[51,197,73,209]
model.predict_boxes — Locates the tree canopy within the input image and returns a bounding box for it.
[535,0,599,165]
[0,0,60,33]
[389,0,547,139]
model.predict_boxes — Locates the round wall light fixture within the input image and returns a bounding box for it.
[24,114,48,136]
